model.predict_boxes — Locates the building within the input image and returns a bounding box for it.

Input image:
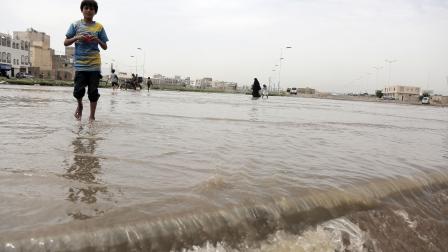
[383,85,421,102]
[298,87,316,94]
[430,95,448,105]
[14,28,54,78]
[152,74,190,86]
[195,77,213,88]
[212,80,238,90]
[52,54,74,81]
[0,32,31,77]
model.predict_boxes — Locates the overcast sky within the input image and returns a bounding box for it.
[1,0,448,94]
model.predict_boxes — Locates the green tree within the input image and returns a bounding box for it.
[375,90,383,98]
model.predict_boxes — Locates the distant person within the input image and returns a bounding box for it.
[262,84,268,99]
[64,0,109,121]
[252,78,261,98]
[131,73,138,90]
[147,77,153,91]
[110,69,119,91]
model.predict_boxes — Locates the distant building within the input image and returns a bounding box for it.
[151,74,190,86]
[298,87,316,94]
[212,80,237,90]
[14,28,54,78]
[430,95,448,105]
[196,77,213,88]
[52,54,74,81]
[383,85,421,102]
[0,32,31,77]
[65,47,75,60]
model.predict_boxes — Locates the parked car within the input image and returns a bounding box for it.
[16,72,34,79]
[286,88,291,93]
[421,97,430,104]
[290,87,298,95]
[383,96,395,100]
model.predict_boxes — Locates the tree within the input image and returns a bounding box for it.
[375,90,383,98]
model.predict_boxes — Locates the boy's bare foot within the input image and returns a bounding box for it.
[89,102,97,122]
[74,105,83,120]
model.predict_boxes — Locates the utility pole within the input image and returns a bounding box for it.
[278,46,292,93]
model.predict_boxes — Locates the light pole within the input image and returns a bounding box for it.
[364,73,371,94]
[130,56,137,75]
[278,46,292,93]
[137,47,145,79]
[270,69,276,91]
[385,59,397,87]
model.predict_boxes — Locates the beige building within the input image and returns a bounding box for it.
[298,87,316,94]
[383,85,421,102]
[196,77,213,88]
[52,54,74,81]
[430,95,448,105]
[14,28,54,78]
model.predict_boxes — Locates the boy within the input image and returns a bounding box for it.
[262,84,268,99]
[109,69,119,91]
[64,0,109,121]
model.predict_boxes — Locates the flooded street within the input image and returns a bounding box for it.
[0,85,447,251]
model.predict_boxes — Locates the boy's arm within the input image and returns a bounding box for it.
[96,26,109,50]
[64,23,89,46]
[64,35,82,47]
[93,38,107,50]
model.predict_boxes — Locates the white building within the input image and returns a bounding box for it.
[383,85,421,102]
[195,77,213,88]
[0,33,31,77]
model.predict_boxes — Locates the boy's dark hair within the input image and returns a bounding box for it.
[80,0,98,13]
[111,69,115,73]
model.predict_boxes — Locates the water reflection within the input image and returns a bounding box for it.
[63,125,107,219]
[110,92,118,113]
[249,104,259,122]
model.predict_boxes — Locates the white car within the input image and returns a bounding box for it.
[421,97,430,104]
[290,87,297,95]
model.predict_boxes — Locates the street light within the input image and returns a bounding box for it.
[278,46,292,93]
[269,69,277,91]
[130,55,137,75]
[137,47,145,79]
[385,59,397,87]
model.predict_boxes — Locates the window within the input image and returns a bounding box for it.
[25,56,29,65]
[1,37,5,46]
[1,52,6,63]
[21,55,24,64]
[6,38,11,47]
[21,41,24,50]
[7,53,11,63]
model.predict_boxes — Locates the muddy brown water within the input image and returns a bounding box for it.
[0,85,447,251]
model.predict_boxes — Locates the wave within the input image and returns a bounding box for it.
[1,171,448,251]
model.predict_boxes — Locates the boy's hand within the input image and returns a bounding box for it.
[90,36,101,43]
[76,34,97,43]
[75,34,88,42]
